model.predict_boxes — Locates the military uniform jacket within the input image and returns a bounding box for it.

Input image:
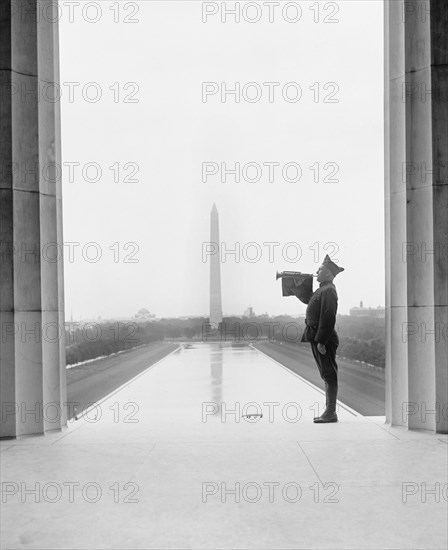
[300,282,339,345]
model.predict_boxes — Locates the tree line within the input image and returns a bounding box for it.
[65,314,385,368]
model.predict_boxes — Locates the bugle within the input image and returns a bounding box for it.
[275,271,316,280]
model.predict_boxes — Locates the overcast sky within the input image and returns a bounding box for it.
[60,0,384,319]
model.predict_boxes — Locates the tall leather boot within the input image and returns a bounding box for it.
[314,384,338,423]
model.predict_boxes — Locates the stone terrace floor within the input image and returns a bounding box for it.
[1,343,447,549]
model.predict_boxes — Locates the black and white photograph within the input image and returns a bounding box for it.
[0,1,447,549]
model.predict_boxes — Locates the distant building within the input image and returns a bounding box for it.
[350,301,385,319]
[135,308,156,321]
[243,306,255,318]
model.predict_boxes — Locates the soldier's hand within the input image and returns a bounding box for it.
[317,343,326,355]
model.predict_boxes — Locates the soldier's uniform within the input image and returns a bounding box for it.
[300,281,339,394]
[286,255,344,422]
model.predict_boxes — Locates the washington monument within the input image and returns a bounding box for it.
[210,203,223,326]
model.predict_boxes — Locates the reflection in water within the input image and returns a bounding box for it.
[210,344,223,414]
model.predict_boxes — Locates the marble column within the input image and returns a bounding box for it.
[0,0,66,438]
[385,0,448,433]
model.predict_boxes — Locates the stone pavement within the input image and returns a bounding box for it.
[1,343,447,549]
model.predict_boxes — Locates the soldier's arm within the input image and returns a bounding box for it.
[294,291,311,305]
[293,275,313,304]
[315,286,338,345]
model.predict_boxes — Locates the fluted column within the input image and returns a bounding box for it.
[0,0,66,438]
[385,0,448,433]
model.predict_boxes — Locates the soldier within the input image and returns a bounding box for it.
[295,255,345,423]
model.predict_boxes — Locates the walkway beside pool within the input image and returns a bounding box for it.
[1,343,447,549]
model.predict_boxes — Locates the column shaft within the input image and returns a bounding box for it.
[385,0,448,433]
[0,0,66,437]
